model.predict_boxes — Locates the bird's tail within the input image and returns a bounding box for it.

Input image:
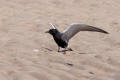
[84,26,109,34]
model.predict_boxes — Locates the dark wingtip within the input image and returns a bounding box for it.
[103,31,109,34]
[88,26,109,34]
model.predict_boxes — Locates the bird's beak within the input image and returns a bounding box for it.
[45,31,49,33]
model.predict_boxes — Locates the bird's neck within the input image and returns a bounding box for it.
[52,29,61,36]
[53,31,61,37]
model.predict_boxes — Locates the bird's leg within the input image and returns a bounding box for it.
[57,47,60,52]
[63,48,67,54]
[68,48,73,51]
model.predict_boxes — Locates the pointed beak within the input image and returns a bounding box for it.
[45,31,49,33]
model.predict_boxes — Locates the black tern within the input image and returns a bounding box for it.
[45,23,108,53]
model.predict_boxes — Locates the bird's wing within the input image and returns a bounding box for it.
[62,23,108,40]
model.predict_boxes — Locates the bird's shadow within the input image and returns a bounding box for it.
[43,47,53,51]
[78,52,88,54]
[43,47,89,54]
[43,47,73,54]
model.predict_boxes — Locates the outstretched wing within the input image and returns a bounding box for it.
[62,23,108,41]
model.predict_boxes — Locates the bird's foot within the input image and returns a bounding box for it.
[67,48,73,51]
[57,48,73,54]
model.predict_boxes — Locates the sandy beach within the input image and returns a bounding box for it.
[0,0,120,80]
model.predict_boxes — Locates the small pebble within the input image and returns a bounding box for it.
[33,49,39,52]
[89,71,94,74]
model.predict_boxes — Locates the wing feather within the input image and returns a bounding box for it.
[62,23,108,41]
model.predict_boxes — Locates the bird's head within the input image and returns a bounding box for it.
[45,29,58,35]
[45,22,59,36]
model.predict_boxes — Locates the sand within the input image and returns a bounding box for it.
[0,0,120,80]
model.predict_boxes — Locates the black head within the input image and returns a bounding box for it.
[45,22,60,36]
[45,29,59,36]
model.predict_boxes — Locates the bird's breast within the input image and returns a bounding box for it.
[53,36,68,48]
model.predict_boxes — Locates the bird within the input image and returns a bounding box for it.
[45,22,108,53]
